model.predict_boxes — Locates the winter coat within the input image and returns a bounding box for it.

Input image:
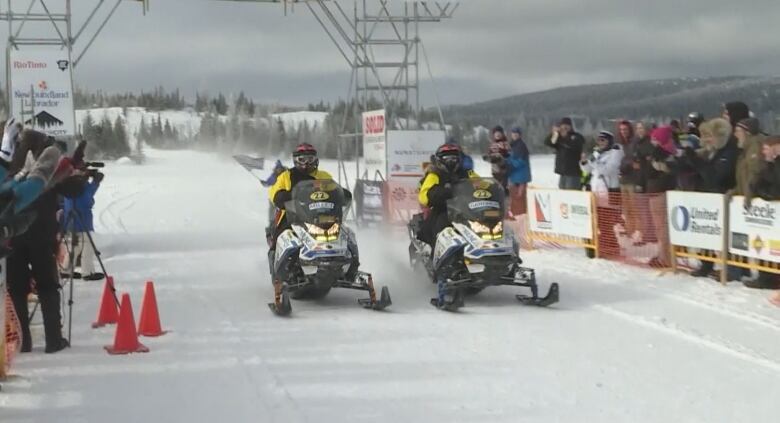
[462,154,475,172]
[507,138,531,185]
[619,136,654,187]
[62,179,99,232]
[484,139,510,187]
[645,147,677,194]
[545,131,585,177]
[749,157,780,201]
[734,134,766,197]
[692,137,739,194]
[581,144,624,193]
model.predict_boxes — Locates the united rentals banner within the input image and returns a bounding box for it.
[528,188,593,239]
[666,191,725,250]
[729,196,780,263]
[362,109,386,179]
[9,48,76,138]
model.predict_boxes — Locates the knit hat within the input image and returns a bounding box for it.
[650,126,676,155]
[724,101,750,127]
[511,127,523,136]
[492,125,505,135]
[558,117,573,126]
[597,130,614,142]
[737,118,761,136]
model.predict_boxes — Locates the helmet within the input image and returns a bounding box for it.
[292,143,318,173]
[687,112,704,127]
[433,144,462,175]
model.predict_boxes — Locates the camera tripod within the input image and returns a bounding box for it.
[27,208,116,344]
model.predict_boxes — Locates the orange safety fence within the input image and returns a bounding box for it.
[2,291,22,378]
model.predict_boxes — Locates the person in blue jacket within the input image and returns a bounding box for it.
[261,160,286,187]
[61,171,104,281]
[506,127,532,217]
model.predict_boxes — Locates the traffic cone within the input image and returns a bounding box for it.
[92,276,119,328]
[138,281,167,337]
[105,293,149,355]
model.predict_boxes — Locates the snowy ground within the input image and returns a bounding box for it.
[1,150,778,422]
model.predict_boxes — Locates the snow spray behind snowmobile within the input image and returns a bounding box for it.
[268,179,391,316]
[408,177,558,311]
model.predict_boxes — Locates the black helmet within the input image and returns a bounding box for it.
[433,143,462,175]
[687,112,704,127]
[292,143,318,173]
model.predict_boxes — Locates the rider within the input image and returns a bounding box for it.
[417,143,478,245]
[268,143,358,278]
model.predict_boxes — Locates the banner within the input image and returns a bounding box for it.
[385,179,421,223]
[9,48,76,137]
[386,130,443,179]
[528,188,593,239]
[353,179,384,223]
[666,191,725,250]
[729,197,780,263]
[362,110,386,179]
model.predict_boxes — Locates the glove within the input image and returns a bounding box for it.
[1,118,20,162]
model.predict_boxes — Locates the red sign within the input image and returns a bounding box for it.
[363,110,385,136]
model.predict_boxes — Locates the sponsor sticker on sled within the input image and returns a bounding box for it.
[473,189,492,199]
[469,200,500,210]
[309,202,335,211]
[310,191,330,201]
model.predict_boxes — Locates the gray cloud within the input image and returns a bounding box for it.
[4,0,779,105]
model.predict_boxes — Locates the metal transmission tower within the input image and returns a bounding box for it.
[0,0,148,125]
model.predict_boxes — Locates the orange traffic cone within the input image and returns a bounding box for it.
[92,276,119,328]
[105,293,149,355]
[138,281,167,337]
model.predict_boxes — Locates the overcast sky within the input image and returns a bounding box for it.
[5,0,780,106]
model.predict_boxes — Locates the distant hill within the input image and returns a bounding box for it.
[442,76,780,152]
[446,76,780,123]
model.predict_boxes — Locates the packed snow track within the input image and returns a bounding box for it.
[2,150,778,423]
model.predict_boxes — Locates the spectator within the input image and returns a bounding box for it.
[61,170,105,281]
[645,126,678,268]
[743,136,780,290]
[544,117,585,190]
[581,131,624,258]
[483,126,510,190]
[732,118,766,198]
[506,127,531,217]
[722,101,750,128]
[684,118,739,278]
[261,160,286,187]
[617,120,633,148]
[619,121,654,242]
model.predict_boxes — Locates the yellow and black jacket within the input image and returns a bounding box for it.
[418,168,478,209]
[269,167,333,216]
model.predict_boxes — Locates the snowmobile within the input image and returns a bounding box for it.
[268,179,391,316]
[408,177,559,311]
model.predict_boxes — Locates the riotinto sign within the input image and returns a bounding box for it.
[667,191,725,250]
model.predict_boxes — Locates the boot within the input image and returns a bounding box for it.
[690,262,714,278]
[744,273,780,290]
[39,288,68,354]
[9,290,32,353]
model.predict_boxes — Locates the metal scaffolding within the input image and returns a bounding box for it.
[217,0,456,183]
[0,0,147,128]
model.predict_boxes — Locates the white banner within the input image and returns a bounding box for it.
[362,109,386,178]
[528,188,593,239]
[386,130,444,179]
[729,197,780,263]
[667,191,725,250]
[9,48,76,138]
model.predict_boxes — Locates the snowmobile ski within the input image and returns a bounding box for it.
[516,282,559,307]
[268,281,292,316]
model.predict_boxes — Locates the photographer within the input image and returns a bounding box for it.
[61,167,105,281]
[4,130,86,353]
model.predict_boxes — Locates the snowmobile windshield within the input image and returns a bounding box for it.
[447,178,506,226]
[288,179,346,227]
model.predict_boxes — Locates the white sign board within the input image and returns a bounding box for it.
[9,48,76,137]
[729,197,780,263]
[528,188,593,239]
[667,191,725,250]
[386,130,444,179]
[362,109,386,178]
